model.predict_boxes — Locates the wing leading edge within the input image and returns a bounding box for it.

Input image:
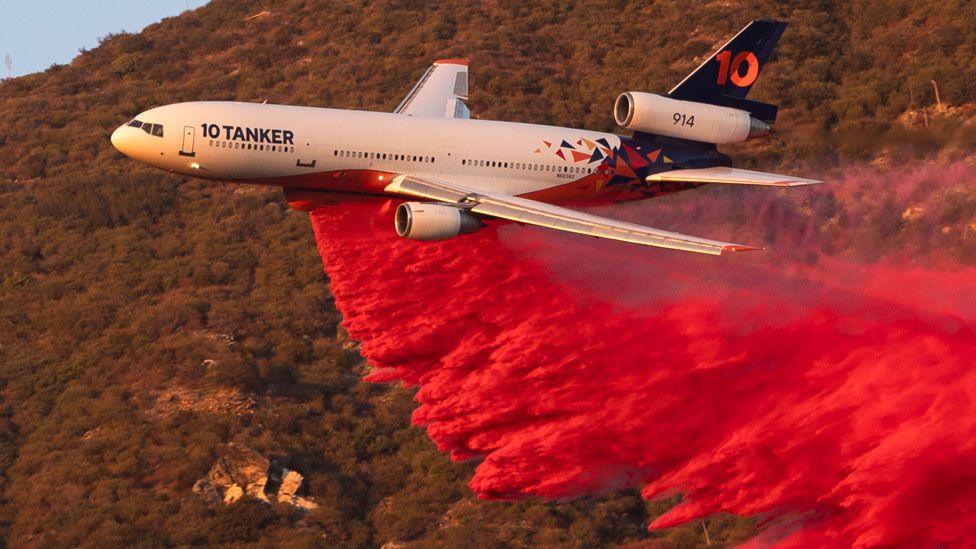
[385,175,760,255]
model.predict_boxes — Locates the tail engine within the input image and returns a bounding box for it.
[614,92,771,145]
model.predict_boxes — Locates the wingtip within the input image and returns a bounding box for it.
[785,178,823,186]
[722,244,764,254]
[434,58,469,66]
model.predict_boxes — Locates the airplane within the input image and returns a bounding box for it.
[111,20,819,255]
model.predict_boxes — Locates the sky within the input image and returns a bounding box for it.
[0,1,210,77]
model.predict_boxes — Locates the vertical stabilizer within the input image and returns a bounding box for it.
[668,20,786,120]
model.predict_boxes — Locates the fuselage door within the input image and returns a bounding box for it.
[297,137,316,168]
[179,126,195,157]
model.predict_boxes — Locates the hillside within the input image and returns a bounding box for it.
[1,0,975,546]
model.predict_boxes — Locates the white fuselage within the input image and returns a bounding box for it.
[111,101,625,203]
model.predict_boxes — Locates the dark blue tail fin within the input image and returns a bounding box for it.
[668,20,787,122]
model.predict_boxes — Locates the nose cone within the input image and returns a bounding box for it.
[111,125,131,156]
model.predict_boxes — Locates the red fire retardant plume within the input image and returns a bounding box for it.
[308,167,976,546]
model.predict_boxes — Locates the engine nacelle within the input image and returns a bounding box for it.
[613,92,771,145]
[394,202,483,241]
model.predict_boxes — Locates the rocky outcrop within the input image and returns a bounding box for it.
[193,443,318,512]
[154,386,257,417]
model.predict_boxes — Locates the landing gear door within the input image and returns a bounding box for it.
[297,137,316,168]
[179,126,195,157]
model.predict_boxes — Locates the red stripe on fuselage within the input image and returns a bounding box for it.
[246,169,396,194]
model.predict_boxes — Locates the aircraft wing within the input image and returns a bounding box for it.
[394,59,471,119]
[385,174,760,255]
[646,167,821,187]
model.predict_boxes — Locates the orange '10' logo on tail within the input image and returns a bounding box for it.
[715,51,760,87]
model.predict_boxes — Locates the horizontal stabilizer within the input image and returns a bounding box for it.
[646,167,821,187]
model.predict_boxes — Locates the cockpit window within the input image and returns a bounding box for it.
[128,119,164,137]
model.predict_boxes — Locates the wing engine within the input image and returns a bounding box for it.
[394,201,483,241]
